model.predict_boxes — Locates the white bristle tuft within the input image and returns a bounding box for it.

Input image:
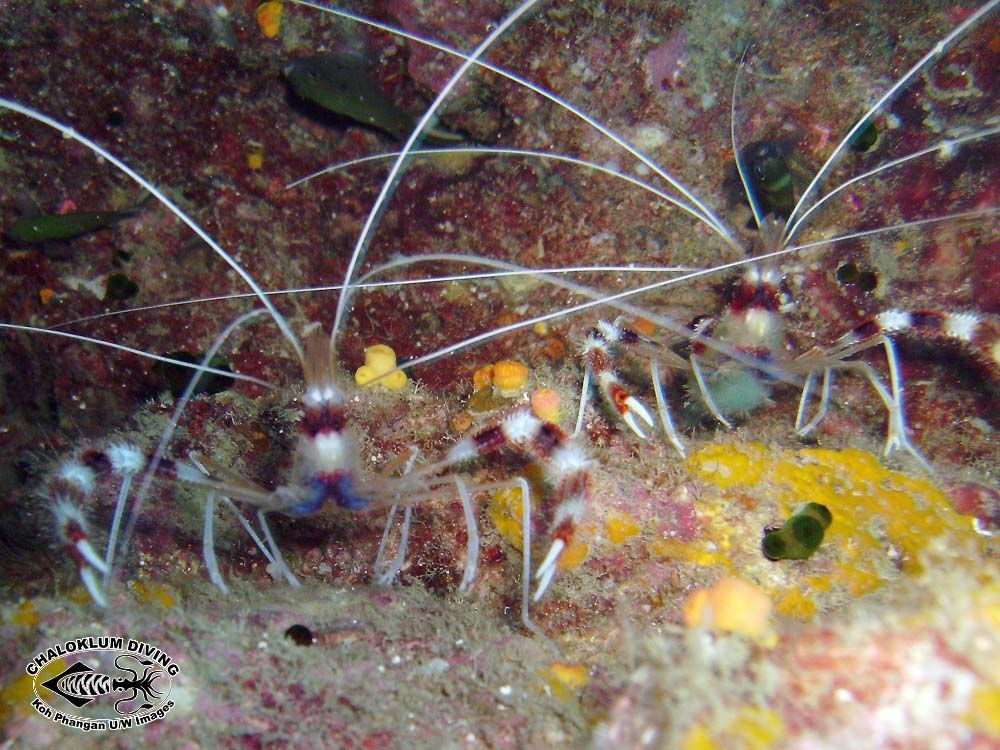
[107,442,144,475]
[547,443,591,483]
[52,497,85,530]
[552,496,586,527]
[581,332,609,355]
[57,462,96,494]
[876,310,913,333]
[597,320,620,341]
[503,412,541,443]
[447,437,478,464]
[944,312,980,342]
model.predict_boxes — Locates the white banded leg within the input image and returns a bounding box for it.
[877,338,932,470]
[453,477,481,594]
[795,368,833,437]
[457,476,538,633]
[202,492,229,594]
[374,448,422,586]
[651,359,687,458]
[374,505,413,586]
[574,365,592,437]
[690,353,733,429]
[258,510,300,587]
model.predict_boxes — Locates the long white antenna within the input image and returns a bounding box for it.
[289,0,738,248]
[0,98,305,365]
[782,0,999,245]
[330,0,542,345]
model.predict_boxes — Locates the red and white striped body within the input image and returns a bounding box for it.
[699,267,791,362]
[446,409,592,598]
[839,309,1000,374]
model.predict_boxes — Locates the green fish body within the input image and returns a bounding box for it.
[7,203,145,244]
[285,54,462,142]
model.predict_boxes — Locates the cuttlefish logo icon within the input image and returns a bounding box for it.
[26,636,179,732]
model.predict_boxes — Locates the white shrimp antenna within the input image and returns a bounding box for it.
[782,0,999,246]
[329,0,542,348]
[0,324,272,389]
[107,308,271,597]
[290,0,739,249]
[0,98,305,366]
[731,43,766,233]
[289,146,738,232]
[356,207,997,386]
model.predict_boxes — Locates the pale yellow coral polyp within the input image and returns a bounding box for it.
[355,344,407,389]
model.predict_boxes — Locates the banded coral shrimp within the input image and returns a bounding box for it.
[0,1,998,746]
[1,0,596,628]
[283,0,998,477]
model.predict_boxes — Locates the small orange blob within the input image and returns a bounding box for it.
[544,337,566,360]
[556,538,589,571]
[256,1,283,38]
[451,411,474,433]
[491,360,529,396]
[632,316,656,337]
[989,31,1000,55]
[530,388,561,422]
[683,576,773,642]
[39,287,55,305]
[247,149,264,170]
[473,363,494,392]
[130,580,177,609]
[11,600,39,627]
[355,344,407,389]
[545,662,588,701]
[605,511,640,544]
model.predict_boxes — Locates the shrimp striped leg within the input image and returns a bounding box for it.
[578,319,691,456]
[49,443,145,606]
[796,310,1000,467]
[51,440,307,604]
[578,321,656,438]
[415,410,593,604]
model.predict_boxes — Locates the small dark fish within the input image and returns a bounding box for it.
[742,140,796,221]
[7,196,149,244]
[284,53,462,142]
